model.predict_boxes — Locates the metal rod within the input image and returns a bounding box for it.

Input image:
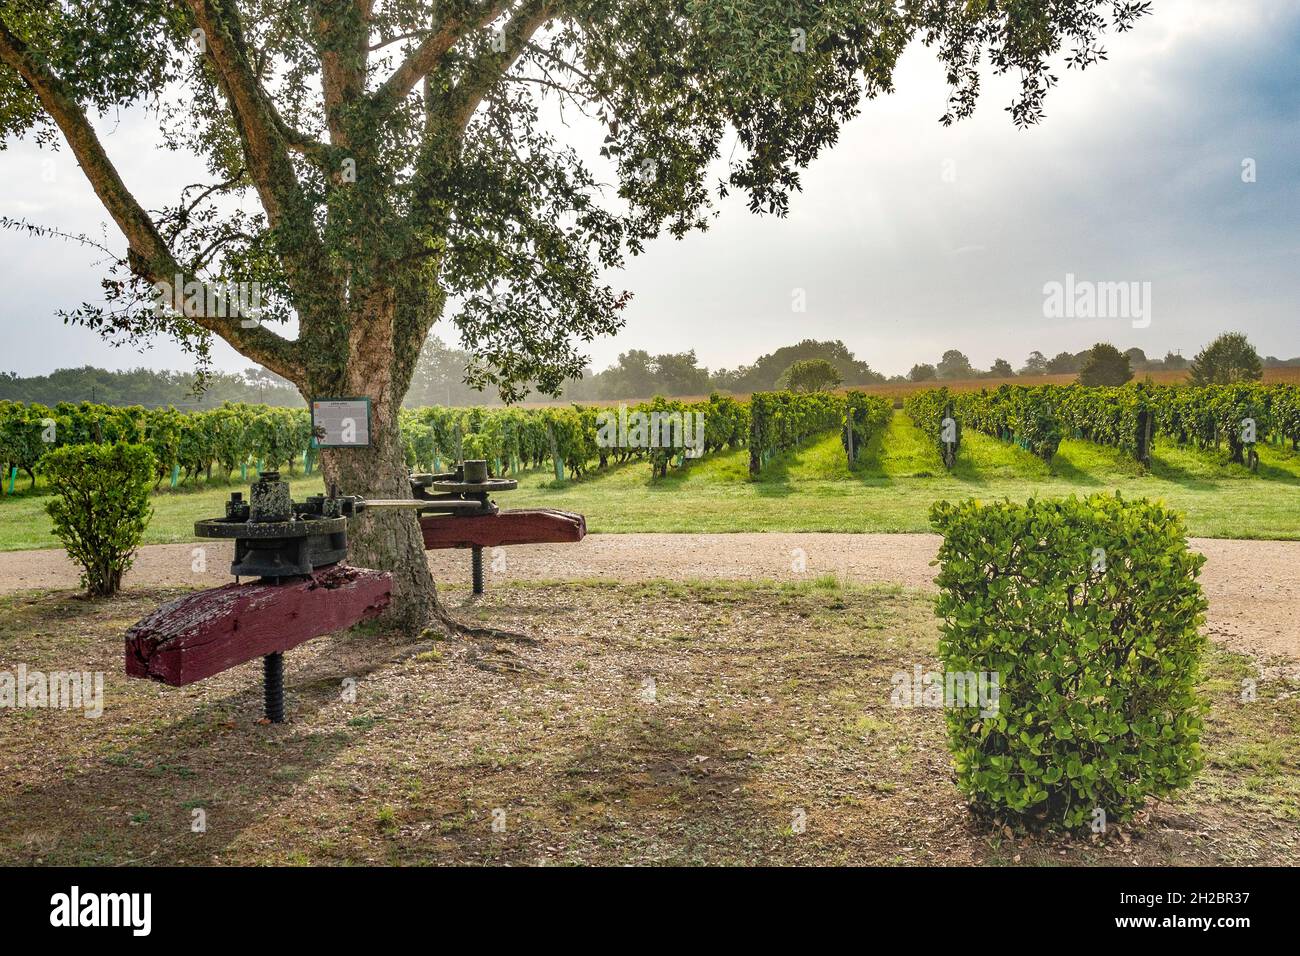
[264,652,285,723]
[471,545,484,595]
[358,498,435,509]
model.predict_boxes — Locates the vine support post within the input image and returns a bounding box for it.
[846,406,856,465]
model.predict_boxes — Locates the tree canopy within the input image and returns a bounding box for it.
[778,357,842,393]
[1189,332,1263,386]
[908,362,937,382]
[2,0,1153,400]
[0,364,302,407]
[716,338,883,392]
[1077,341,1133,386]
[0,0,1154,625]
[936,349,973,380]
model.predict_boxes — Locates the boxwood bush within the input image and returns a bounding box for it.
[929,493,1208,830]
[41,443,155,597]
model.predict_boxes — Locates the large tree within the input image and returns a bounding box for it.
[648,350,709,396]
[718,338,883,392]
[0,0,1150,629]
[1189,332,1263,385]
[778,357,841,393]
[1046,350,1082,374]
[1078,341,1132,386]
[987,357,1014,378]
[1020,350,1048,375]
[907,362,937,383]
[936,348,973,380]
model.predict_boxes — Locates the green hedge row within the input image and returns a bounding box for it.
[1057,382,1298,466]
[842,392,894,464]
[400,393,750,481]
[905,382,1299,468]
[1150,382,1298,465]
[1055,383,1155,464]
[13,382,1288,492]
[0,394,754,491]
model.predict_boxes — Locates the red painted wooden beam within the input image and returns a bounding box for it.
[419,508,587,550]
[125,564,391,687]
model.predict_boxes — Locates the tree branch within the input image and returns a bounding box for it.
[184,1,317,229]
[176,169,246,222]
[312,0,370,147]
[265,96,334,167]
[371,0,511,114]
[445,0,557,132]
[0,16,304,382]
[183,0,348,370]
[369,29,431,52]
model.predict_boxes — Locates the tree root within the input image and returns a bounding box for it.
[463,644,537,675]
[429,606,540,646]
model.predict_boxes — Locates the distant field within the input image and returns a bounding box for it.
[2,412,1296,550]
[518,367,1300,407]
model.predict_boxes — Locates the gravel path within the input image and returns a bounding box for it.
[1,533,1295,662]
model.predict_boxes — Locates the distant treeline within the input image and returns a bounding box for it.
[0,365,303,408]
[403,336,888,406]
[908,345,1300,384]
[7,336,1298,409]
[476,336,1299,402]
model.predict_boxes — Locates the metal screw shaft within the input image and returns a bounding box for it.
[264,652,285,723]
[471,545,484,595]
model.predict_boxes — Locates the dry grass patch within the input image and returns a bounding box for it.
[0,580,1296,866]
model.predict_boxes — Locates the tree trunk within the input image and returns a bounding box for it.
[319,432,436,633]
[313,295,439,634]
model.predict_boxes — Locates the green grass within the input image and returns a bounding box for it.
[0,471,330,551]
[1,414,1297,550]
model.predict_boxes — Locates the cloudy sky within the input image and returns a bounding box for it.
[1,0,1297,381]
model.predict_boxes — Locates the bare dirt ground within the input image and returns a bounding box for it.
[2,581,1297,866]
[0,533,1295,663]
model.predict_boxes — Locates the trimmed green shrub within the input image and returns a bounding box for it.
[929,493,1208,830]
[41,443,155,596]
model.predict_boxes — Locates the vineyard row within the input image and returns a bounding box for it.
[2,382,1293,491]
[0,391,893,489]
[904,382,1300,469]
